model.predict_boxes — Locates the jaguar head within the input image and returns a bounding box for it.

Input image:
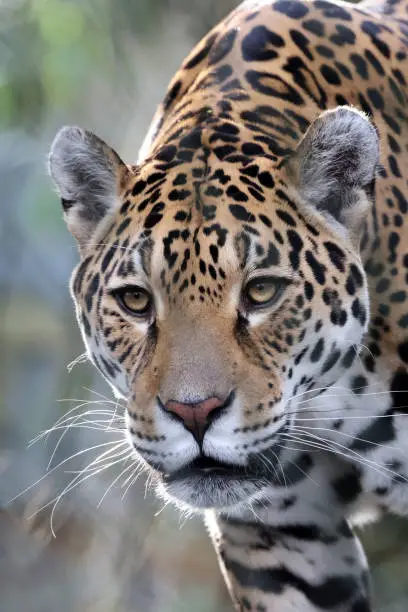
[49,107,379,510]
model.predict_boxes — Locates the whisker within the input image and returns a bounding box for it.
[47,410,113,470]
[107,396,122,430]
[277,442,324,454]
[97,457,135,509]
[294,423,400,452]
[123,457,149,500]
[294,412,408,422]
[154,499,171,517]
[280,432,373,468]
[67,352,88,372]
[47,454,130,537]
[47,410,125,470]
[36,423,125,442]
[286,403,408,423]
[120,458,144,488]
[36,397,124,445]
[247,501,263,522]
[144,470,155,499]
[290,427,408,484]
[285,380,386,407]
[57,397,125,407]
[256,453,280,483]
[8,439,126,505]
[84,445,131,471]
[30,408,124,448]
[356,343,375,361]
[81,386,127,409]
[32,443,131,536]
[259,450,286,488]
[65,446,131,475]
[292,389,401,410]
[285,454,320,487]
[39,400,100,446]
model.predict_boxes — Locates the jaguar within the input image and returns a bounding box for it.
[48,0,408,609]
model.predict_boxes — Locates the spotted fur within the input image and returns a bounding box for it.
[49,0,408,609]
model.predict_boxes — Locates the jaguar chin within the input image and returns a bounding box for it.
[157,456,269,510]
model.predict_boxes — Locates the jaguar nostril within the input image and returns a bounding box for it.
[165,396,222,424]
[161,392,234,445]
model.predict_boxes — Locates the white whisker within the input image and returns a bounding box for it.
[67,352,88,372]
[47,455,129,537]
[82,386,127,408]
[8,439,125,505]
[294,412,408,422]
[97,458,135,509]
[294,423,399,452]
[290,427,408,484]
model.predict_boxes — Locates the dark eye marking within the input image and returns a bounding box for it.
[111,285,153,318]
[243,276,289,310]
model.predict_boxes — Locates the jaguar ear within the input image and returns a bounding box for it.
[48,126,130,253]
[286,106,379,242]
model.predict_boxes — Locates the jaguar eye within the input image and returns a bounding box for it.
[244,277,284,308]
[114,286,152,317]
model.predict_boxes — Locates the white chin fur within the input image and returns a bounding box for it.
[156,475,261,511]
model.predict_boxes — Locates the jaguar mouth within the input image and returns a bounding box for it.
[164,455,252,483]
[160,455,267,509]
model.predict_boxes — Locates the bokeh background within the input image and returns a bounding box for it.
[1,1,408,610]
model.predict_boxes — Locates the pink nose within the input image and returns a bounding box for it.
[164,397,224,444]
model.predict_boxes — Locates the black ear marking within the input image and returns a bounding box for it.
[48,126,130,252]
[61,198,75,212]
[286,105,380,232]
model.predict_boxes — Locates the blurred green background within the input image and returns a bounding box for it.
[0,1,407,610]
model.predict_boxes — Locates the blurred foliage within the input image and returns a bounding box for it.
[0,1,408,611]
[0,0,236,131]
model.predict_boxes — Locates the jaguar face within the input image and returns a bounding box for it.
[49,107,378,510]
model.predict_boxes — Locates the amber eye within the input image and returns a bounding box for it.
[114,286,152,317]
[244,277,284,308]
